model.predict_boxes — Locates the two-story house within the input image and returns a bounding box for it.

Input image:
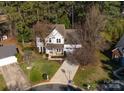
[36,24,81,59]
[45,24,65,57]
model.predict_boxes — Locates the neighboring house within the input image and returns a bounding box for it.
[0,34,8,41]
[0,45,17,67]
[112,35,124,66]
[36,24,81,59]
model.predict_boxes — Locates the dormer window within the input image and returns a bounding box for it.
[49,38,51,43]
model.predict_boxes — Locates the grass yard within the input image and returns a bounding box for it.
[73,51,111,90]
[0,75,7,91]
[73,64,109,90]
[20,57,61,85]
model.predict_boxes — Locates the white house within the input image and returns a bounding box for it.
[45,25,65,56]
[36,24,81,59]
[0,35,8,41]
[0,45,17,67]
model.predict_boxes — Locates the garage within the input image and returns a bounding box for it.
[0,45,30,90]
[0,45,17,67]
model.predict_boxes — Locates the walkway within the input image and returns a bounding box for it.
[0,63,30,90]
[50,60,79,84]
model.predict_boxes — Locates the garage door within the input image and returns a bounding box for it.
[0,56,17,67]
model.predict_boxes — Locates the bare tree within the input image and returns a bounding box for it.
[33,21,52,44]
[68,6,106,65]
[33,21,51,39]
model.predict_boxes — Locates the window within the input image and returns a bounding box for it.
[57,49,61,52]
[57,39,59,43]
[49,38,51,43]
[57,39,61,43]
[59,49,61,52]
[115,55,119,58]
[59,39,61,43]
[39,38,42,42]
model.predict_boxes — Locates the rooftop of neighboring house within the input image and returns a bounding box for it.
[112,35,124,55]
[115,35,124,48]
[0,45,17,59]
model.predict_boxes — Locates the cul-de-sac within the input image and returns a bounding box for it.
[0,1,124,91]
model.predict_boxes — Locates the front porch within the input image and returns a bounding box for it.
[48,51,64,60]
[45,44,64,60]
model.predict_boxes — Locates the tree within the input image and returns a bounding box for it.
[68,6,106,65]
[0,23,9,36]
[58,14,70,28]
[16,21,31,46]
[33,21,52,45]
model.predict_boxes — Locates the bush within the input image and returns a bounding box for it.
[23,47,34,51]
[15,53,22,62]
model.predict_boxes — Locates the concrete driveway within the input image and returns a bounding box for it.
[0,63,30,90]
[50,60,79,84]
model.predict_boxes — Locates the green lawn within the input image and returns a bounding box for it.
[73,65,109,90]
[20,57,61,84]
[0,75,7,91]
[73,51,111,90]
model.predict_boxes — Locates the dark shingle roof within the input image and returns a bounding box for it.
[54,24,65,36]
[44,24,80,44]
[0,45,17,59]
[46,44,64,49]
[65,29,80,44]
[115,35,124,48]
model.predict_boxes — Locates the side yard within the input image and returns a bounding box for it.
[0,75,7,91]
[73,51,112,90]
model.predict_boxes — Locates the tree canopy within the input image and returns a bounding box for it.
[0,1,123,51]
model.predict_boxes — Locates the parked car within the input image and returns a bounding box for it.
[98,80,124,91]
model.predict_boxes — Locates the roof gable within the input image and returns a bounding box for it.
[42,24,80,44]
[54,24,65,36]
[45,26,64,39]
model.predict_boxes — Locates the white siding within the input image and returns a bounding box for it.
[0,56,17,67]
[36,37,44,52]
[45,29,64,44]
[64,44,82,53]
[36,37,43,47]
[46,48,52,54]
